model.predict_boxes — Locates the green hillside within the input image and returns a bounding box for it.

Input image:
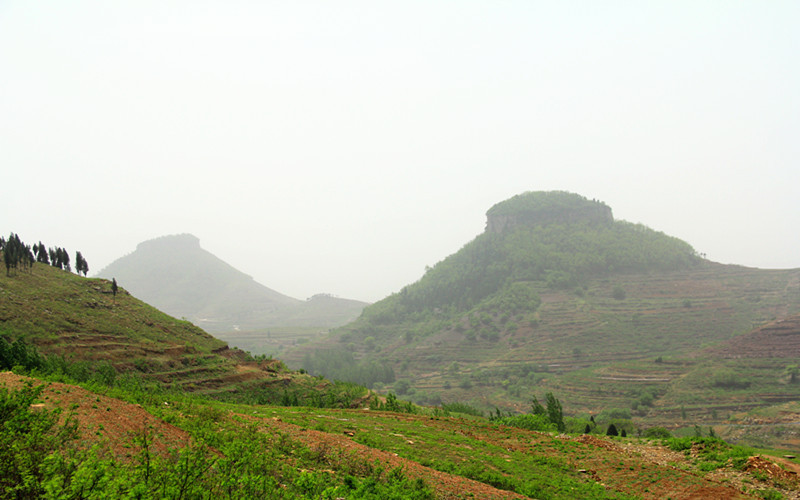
[3,232,800,498]
[285,192,800,445]
[96,234,367,335]
[0,249,366,407]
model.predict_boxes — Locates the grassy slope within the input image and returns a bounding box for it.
[0,263,355,401]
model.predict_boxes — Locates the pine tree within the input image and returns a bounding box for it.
[75,251,88,277]
[545,392,565,432]
[531,396,546,416]
[52,247,63,269]
[62,249,70,272]
[3,242,12,276]
[606,424,618,436]
[36,242,49,264]
[3,233,24,276]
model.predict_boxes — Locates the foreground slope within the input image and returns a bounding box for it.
[286,191,800,427]
[97,234,366,334]
[5,371,789,499]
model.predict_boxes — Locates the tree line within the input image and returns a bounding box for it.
[1,232,88,277]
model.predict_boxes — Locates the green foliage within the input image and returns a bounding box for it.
[711,369,752,389]
[0,382,78,498]
[506,393,566,433]
[370,392,416,414]
[664,436,755,472]
[39,419,434,499]
[597,408,631,421]
[544,393,565,432]
[358,201,695,328]
[0,336,42,371]
[756,489,785,500]
[531,392,566,432]
[302,348,395,388]
[642,427,672,439]
[232,377,368,409]
[785,364,799,384]
[74,251,89,277]
[485,191,609,219]
[1,378,433,499]
[393,379,411,395]
[495,414,557,432]
[481,281,542,314]
[441,402,484,417]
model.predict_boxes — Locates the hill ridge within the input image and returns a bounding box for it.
[97,233,366,334]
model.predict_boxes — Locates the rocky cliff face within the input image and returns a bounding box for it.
[486,203,613,234]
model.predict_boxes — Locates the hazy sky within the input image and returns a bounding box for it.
[2,1,798,303]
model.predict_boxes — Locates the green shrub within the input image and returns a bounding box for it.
[642,427,672,439]
[0,382,78,498]
[495,414,556,432]
[441,402,483,417]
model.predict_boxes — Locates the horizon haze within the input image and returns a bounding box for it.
[2,1,798,302]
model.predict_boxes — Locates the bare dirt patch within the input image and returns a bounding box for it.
[0,372,191,460]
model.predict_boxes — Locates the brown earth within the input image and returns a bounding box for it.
[0,372,523,499]
[704,314,800,359]
[0,372,191,460]
[5,372,799,499]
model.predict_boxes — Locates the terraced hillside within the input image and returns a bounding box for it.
[285,192,800,441]
[0,260,364,405]
[704,314,800,360]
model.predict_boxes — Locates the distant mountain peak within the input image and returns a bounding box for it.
[98,234,366,334]
[136,233,200,251]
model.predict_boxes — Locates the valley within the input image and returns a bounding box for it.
[3,191,800,498]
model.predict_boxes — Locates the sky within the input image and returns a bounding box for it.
[2,1,798,303]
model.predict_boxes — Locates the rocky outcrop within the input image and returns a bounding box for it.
[486,198,613,234]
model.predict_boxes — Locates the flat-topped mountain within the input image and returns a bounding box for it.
[486,190,613,233]
[97,234,366,334]
[286,191,800,441]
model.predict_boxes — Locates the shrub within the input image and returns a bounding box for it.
[394,379,411,395]
[441,402,483,417]
[0,382,78,497]
[643,427,672,439]
[495,414,556,433]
